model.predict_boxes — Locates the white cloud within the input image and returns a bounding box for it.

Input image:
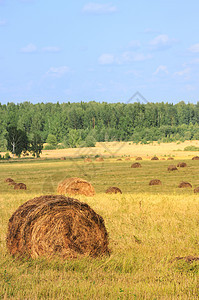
[82,3,117,14]
[189,43,199,53]
[42,46,60,53]
[174,68,190,77]
[21,43,37,53]
[98,51,152,65]
[153,65,168,75]
[46,66,70,77]
[150,34,177,50]
[98,53,115,65]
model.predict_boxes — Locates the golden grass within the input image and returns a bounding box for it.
[0,154,199,299]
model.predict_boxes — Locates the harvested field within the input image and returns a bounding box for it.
[14,183,27,190]
[167,157,174,160]
[84,158,92,162]
[105,187,122,194]
[151,157,159,160]
[168,165,178,171]
[194,186,199,193]
[177,162,187,167]
[135,157,142,160]
[57,177,95,196]
[6,195,109,259]
[131,162,141,168]
[149,179,162,185]
[116,158,122,161]
[125,157,131,161]
[95,157,104,161]
[60,157,66,160]
[178,182,192,188]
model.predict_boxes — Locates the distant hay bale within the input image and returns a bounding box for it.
[14,183,27,190]
[8,181,16,186]
[131,162,141,168]
[192,156,199,160]
[178,181,192,188]
[116,158,122,161]
[84,158,92,162]
[57,177,95,196]
[6,195,109,259]
[151,157,159,160]
[168,165,178,171]
[194,187,199,193]
[149,179,162,186]
[136,157,142,160]
[95,157,104,162]
[60,157,66,160]
[167,157,174,160]
[177,162,187,168]
[5,178,14,183]
[105,187,122,194]
[125,157,131,161]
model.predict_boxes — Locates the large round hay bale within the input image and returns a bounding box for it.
[105,187,122,194]
[149,179,162,186]
[4,178,15,183]
[6,195,109,259]
[95,157,104,162]
[192,156,199,160]
[167,157,174,160]
[194,187,199,193]
[177,162,187,168]
[168,165,178,171]
[135,157,142,160]
[131,162,141,168]
[84,158,92,162]
[57,177,95,196]
[178,182,192,188]
[151,157,159,160]
[14,183,27,190]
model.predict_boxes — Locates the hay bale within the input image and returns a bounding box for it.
[125,157,131,161]
[177,162,187,168]
[167,157,174,160]
[116,158,122,161]
[168,165,178,171]
[149,179,162,186]
[84,158,92,162]
[194,187,199,193]
[57,177,95,196]
[60,157,66,160]
[105,187,122,194]
[14,183,27,190]
[178,182,192,188]
[6,195,109,259]
[151,157,159,160]
[8,181,16,186]
[95,157,104,162]
[4,178,15,183]
[131,162,141,168]
[192,156,199,160]
[135,157,142,160]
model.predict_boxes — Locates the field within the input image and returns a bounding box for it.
[0,142,199,299]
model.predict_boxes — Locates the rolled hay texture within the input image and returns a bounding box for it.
[194,187,199,193]
[57,177,95,196]
[177,162,187,168]
[95,157,104,162]
[105,187,122,194]
[151,157,159,160]
[168,165,178,171]
[192,156,199,160]
[178,182,192,188]
[167,157,174,160]
[84,158,92,162]
[14,183,27,190]
[5,178,15,183]
[131,162,141,168]
[135,157,142,160]
[149,179,162,186]
[6,195,109,259]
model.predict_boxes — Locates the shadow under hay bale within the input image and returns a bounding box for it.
[57,177,95,196]
[5,178,15,183]
[177,162,187,168]
[167,157,174,160]
[60,157,66,160]
[105,187,122,194]
[135,157,142,160]
[131,162,141,168]
[192,156,199,160]
[178,182,192,188]
[84,158,92,162]
[151,157,159,160]
[194,187,199,193]
[6,195,109,259]
[168,165,178,171]
[14,183,27,190]
[95,157,104,162]
[149,179,162,186]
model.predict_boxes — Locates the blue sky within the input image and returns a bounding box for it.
[1,0,199,104]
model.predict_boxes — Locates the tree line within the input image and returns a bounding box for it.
[0,101,199,156]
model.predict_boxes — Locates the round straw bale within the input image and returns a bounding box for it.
[192,156,199,160]
[105,187,122,194]
[194,187,199,193]
[84,158,92,162]
[135,157,142,160]
[177,162,187,168]
[116,158,122,161]
[178,181,192,188]
[125,157,131,161]
[57,177,95,196]
[8,181,16,186]
[4,178,15,183]
[167,157,174,160]
[95,157,104,162]
[149,179,162,185]
[14,183,27,190]
[151,157,159,160]
[60,157,66,160]
[131,162,141,168]
[168,165,178,171]
[6,195,109,259]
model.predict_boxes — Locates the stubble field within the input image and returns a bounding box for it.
[0,144,199,299]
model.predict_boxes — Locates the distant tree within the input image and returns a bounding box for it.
[29,133,43,158]
[64,129,82,148]
[6,126,29,157]
[46,134,57,146]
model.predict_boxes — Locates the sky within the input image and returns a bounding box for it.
[1,0,199,104]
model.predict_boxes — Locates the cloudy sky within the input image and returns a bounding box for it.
[1,0,199,104]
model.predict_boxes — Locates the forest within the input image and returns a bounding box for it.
[1,101,199,154]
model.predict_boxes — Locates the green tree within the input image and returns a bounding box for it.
[29,133,43,158]
[46,134,57,146]
[6,126,29,157]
